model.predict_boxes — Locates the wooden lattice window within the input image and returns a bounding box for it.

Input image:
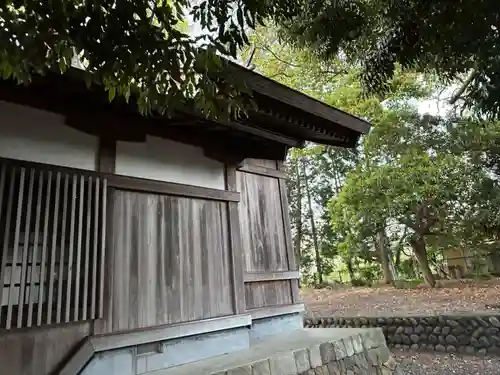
[0,159,107,329]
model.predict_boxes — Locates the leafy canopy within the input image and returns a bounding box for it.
[278,0,500,119]
[0,0,298,116]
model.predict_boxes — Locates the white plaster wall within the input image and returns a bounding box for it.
[116,136,226,190]
[0,101,99,170]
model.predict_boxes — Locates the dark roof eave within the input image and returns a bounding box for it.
[228,62,371,135]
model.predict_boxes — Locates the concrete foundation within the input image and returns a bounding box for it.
[79,314,400,375]
[154,328,401,375]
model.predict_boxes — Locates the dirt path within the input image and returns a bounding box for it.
[395,351,500,375]
[302,279,500,318]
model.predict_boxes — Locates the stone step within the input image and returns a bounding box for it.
[148,328,400,375]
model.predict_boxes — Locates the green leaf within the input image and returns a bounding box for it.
[108,86,116,101]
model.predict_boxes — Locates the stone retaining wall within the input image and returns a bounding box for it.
[304,314,500,356]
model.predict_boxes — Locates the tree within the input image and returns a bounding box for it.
[241,26,436,285]
[331,115,493,287]
[277,0,500,119]
[0,0,299,117]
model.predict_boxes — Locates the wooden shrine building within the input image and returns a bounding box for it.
[0,63,370,375]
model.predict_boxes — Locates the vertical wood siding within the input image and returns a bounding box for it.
[244,280,293,309]
[237,172,288,273]
[0,321,90,375]
[237,159,299,310]
[98,190,234,333]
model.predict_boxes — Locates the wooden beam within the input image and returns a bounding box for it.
[278,177,301,303]
[93,314,251,352]
[0,157,239,202]
[237,164,287,180]
[56,314,252,375]
[228,62,371,135]
[244,271,299,283]
[107,174,240,202]
[248,303,305,321]
[58,339,95,375]
[97,138,116,173]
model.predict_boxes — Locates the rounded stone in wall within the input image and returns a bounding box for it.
[410,335,420,344]
[472,327,485,338]
[388,326,397,334]
[447,320,460,328]
[458,334,470,345]
[414,325,425,334]
[429,335,438,344]
[401,335,411,345]
[433,327,441,335]
[489,317,500,327]
[478,348,487,357]
[425,326,433,334]
[435,344,446,352]
[477,317,490,328]
[451,327,465,335]
[411,344,419,350]
[445,335,458,345]
[469,319,479,328]
[404,327,413,335]
[479,336,490,348]
[487,327,499,335]
[446,345,457,353]
[471,338,481,348]
[396,327,405,334]
[442,326,451,336]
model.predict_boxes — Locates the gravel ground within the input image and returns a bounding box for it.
[394,351,500,375]
[302,279,500,318]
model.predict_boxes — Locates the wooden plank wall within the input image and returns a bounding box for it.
[0,321,90,375]
[237,159,300,311]
[95,190,234,334]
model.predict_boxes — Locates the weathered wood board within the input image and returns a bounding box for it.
[0,321,90,375]
[237,160,299,310]
[244,280,293,309]
[237,172,288,273]
[97,190,234,333]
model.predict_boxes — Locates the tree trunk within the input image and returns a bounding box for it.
[302,159,322,285]
[375,230,393,284]
[410,236,436,287]
[347,254,355,282]
[294,159,303,269]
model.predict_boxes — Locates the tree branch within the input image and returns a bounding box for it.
[449,69,478,105]
[256,44,348,76]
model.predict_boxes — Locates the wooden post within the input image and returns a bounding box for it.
[93,137,115,333]
[225,164,246,314]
